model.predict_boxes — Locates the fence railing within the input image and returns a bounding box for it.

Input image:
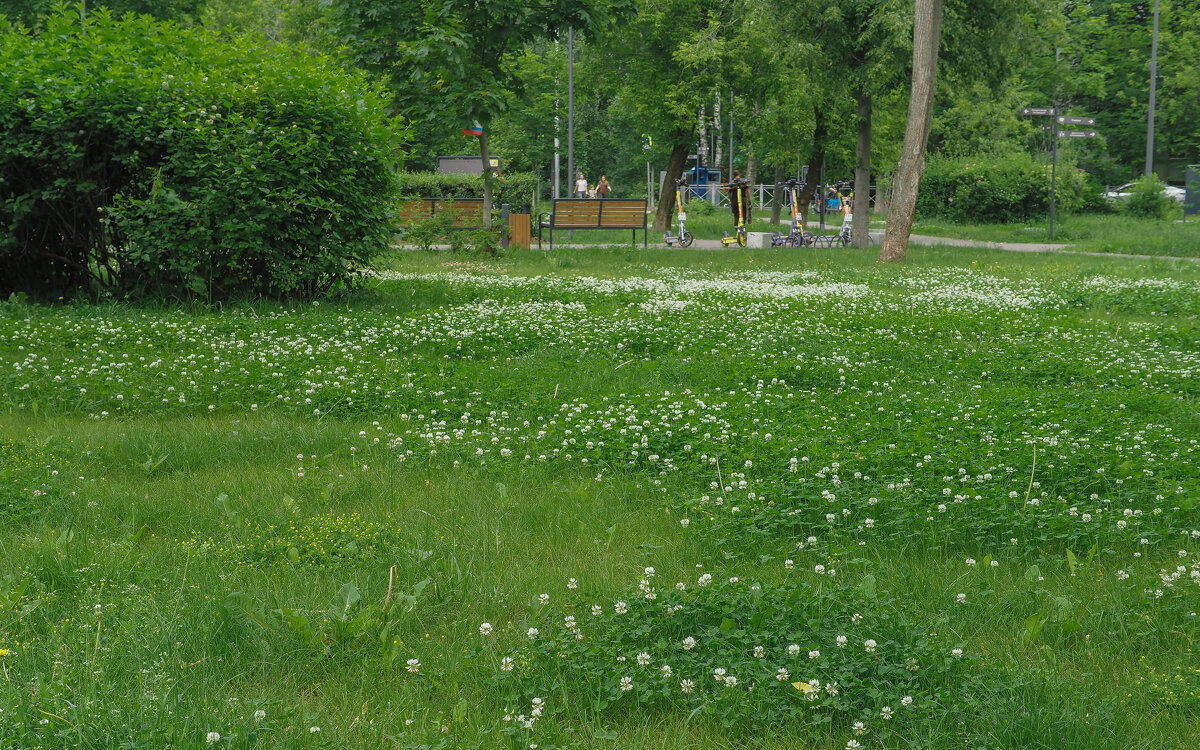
[680,184,879,211]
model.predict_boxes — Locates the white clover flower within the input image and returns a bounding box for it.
[500,656,514,672]
[681,679,694,694]
[661,664,673,677]
[644,566,656,577]
[682,636,697,651]
[864,639,877,653]
[965,558,976,567]
[851,613,863,624]
[697,573,712,587]
[901,695,913,706]
[526,627,539,640]
[620,676,633,692]
[615,600,628,614]
[836,635,847,648]
[951,648,963,658]
[592,605,603,616]
[406,658,420,674]
[788,644,801,656]
[785,559,794,570]
[724,675,737,687]
[309,726,320,733]
[814,564,826,575]
[567,578,578,590]
[853,720,866,735]
[254,710,266,722]
[713,667,726,681]
[753,645,765,658]
[880,706,893,720]
[808,650,820,659]
[539,593,550,605]
[956,593,967,604]
[680,518,690,528]
[776,667,790,681]
[206,732,221,744]
[479,622,493,636]
[637,652,651,666]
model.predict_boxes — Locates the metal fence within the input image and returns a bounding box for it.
[681,184,879,210]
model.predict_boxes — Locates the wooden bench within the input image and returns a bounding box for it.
[396,199,486,231]
[537,199,648,249]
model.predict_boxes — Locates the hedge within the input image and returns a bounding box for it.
[396,171,539,214]
[0,10,404,301]
[915,153,1085,223]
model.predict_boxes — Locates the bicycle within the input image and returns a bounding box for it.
[663,178,694,247]
[719,178,750,248]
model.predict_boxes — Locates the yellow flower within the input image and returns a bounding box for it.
[0,648,12,657]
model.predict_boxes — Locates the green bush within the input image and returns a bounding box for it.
[396,171,538,214]
[916,153,1084,223]
[0,10,404,301]
[1123,176,1178,220]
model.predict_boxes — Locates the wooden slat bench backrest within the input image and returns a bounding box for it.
[550,199,646,228]
[396,199,435,226]
[434,199,485,228]
[550,200,602,227]
[597,200,647,228]
[397,198,486,228]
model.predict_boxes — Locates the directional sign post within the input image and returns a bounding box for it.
[1020,106,1098,240]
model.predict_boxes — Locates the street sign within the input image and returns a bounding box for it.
[1057,116,1095,126]
[1021,107,1056,116]
[641,134,652,151]
[1058,130,1098,138]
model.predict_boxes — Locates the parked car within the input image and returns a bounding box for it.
[1103,182,1186,204]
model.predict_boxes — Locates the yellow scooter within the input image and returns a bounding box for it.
[663,178,693,247]
[719,178,749,247]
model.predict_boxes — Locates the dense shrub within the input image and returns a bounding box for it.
[0,11,404,301]
[916,153,1085,223]
[1123,176,1179,220]
[396,171,538,213]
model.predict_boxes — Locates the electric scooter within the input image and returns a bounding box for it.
[663,178,693,247]
[771,179,814,247]
[719,178,749,247]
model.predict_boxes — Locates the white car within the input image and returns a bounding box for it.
[1103,182,1186,204]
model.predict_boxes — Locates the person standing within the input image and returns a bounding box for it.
[596,175,611,199]
[575,172,587,199]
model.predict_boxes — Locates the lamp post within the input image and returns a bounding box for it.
[1145,0,1160,177]
[567,27,575,196]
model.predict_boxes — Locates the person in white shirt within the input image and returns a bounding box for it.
[575,173,587,199]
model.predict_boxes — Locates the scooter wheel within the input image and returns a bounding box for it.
[679,232,693,248]
[736,231,746,248]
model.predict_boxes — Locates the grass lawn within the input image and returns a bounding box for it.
[908,213,1200,257]
[2,246,1199,748]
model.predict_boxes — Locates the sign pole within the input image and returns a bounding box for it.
[1050,120,1058,242]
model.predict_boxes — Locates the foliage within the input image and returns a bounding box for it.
[396,171,539,213]
[1123,175,1180,220]
[0,0,205,28]
[515,576,972,731]
[916,152,1085,222]
[0,9,404,301]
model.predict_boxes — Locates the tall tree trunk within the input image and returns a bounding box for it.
[654,141,690,231]
[698,107,709,166]
[853,87,872,248]
[798,106,827,228]
[479,129,494,229]
[770,164,785,224]
[879,0,944,262]
[746,150,758,191]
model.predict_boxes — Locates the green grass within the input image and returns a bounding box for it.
[910,213,1200,257]
[2,247,1199,748]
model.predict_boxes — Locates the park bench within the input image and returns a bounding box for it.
[537,199,648,250]
[395,198,486,231]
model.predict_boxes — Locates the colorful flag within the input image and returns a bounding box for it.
[462,121,483,137]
